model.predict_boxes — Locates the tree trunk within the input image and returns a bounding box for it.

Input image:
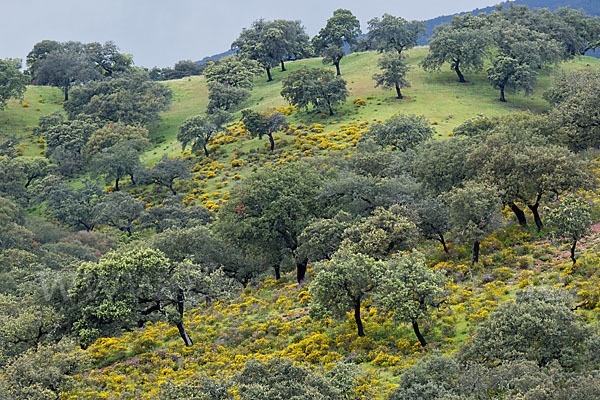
[268,133,275,151]
[114,177,120,191]
[203,144,209,158]
[274,265,281,280]
[176,291,193,346]
[412,319,427,347]
[280,59,286,72]
[335,62,341,76]
[570,240,578,265]
[354,302,365,337]
[499,86,506,102]
[472,240,480,265]
[455,61,466,83]
[528,203,543,232]
[168,184,177,196]
[328,103,334,116]
[129,173,136,185]
[296,257,308,284]
[438,233,449,254]
[176,321,193,347]
[63,86,69,101]
[395,83,403,99]
[509,202,527,226]
[266,67,273,82]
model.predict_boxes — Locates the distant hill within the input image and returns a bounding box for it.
[196,49,234,65]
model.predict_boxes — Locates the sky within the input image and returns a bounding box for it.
[0,0,498,68]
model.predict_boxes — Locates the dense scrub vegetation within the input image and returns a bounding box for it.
[1,2,600,399]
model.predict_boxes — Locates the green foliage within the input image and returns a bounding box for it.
[368,114,433,151]
[421,14,491,83]
[93,191,145,236]
[297,211,353,263]
[281,67,348,116]
[145,225,249,284]
[0,339,89,400]
[70,248,205,346]
[310,248,380,336]
[32,48,101,101]
[177,112,230,157]
[447,180,502,260]
[313,9,361,75]
[374,253,446,346]
[486,19,563,101]
[41,116,102,173]
[390,353,459,400]
[0,58,29,109]
[545,68,600,152]
[235,358,371,400]
[64,71,172,124]
[469,130,593,228]
[159,375,231,400]
[367,14,426,55]
[207,82,250,113]
[89,139,147,190]
[342,205,418,259]
[545,193,593,263]
[141,196,213,234]
[0,294,62,365]
[215,162,322,280]
[414,138,476,196]
[203,56,261,89]
[136,155,191,195]
[458,287,597,369]
[373,52,410,99]
[35,176,103,231]
[0,156,48,202]
[83,122,149,159]
[240,109,287,150]
[231,20,287,81]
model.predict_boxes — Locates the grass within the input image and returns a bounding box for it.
[0,86,63,157]
[2,48,598,162]
[144,48,599,162]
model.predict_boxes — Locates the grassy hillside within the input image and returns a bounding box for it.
[148,48,599,164]
[2,48,600,399]
[2,48,598,163]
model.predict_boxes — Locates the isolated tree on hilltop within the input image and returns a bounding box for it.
[373,52,410,99]
[421,14,491,83]
[367,14,426,56]
[231,20,284,82]
[312,9,361,76]
[273,19,311,71]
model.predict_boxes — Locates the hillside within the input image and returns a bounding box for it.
[121,49,598,162]
[2,43,600,399]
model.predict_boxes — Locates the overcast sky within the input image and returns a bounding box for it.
[1,0,498,68]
